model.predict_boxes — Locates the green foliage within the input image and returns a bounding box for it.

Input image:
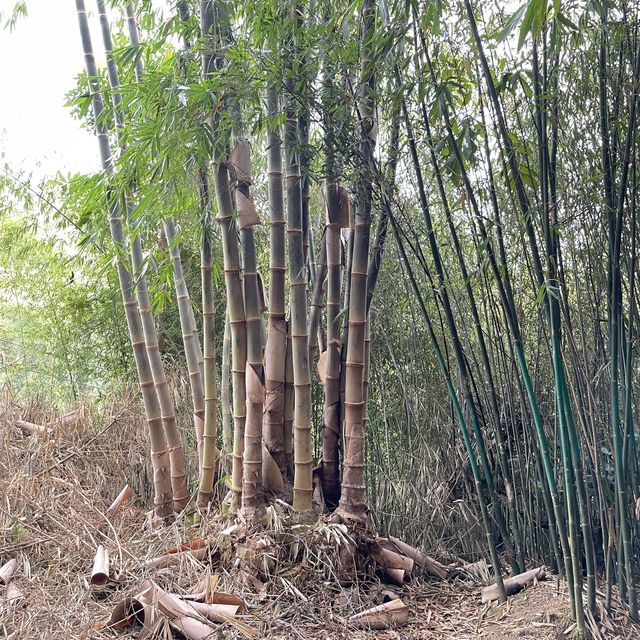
[0,173,130,403]
[1,1,27,32]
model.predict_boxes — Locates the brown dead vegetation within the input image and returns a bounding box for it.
[1,396,639,639]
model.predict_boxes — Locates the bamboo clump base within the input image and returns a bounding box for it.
[1,401,639,639]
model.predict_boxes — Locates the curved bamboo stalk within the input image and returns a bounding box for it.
[366,111,399,315]
[98,0,188,513]
[75,0,172,520]
[308,235,327,368]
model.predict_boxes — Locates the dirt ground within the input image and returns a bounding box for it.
[1,406,638,640]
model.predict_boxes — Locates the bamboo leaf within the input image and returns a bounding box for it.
[518,0,547,50]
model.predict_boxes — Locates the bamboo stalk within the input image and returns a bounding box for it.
[197,167,219,507]
[285,105,313,512]
[348,599,409,630]
[284,10,313,510]
[100,0,188,512]
[263,86,287,486]
[389,211,506,601]
[75,0,172,520]
[164,217,207,468]
[337,0,376,520]
[221,309,233,471]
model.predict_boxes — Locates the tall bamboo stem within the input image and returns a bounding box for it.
[75,0,172,520]
[98,0,188,512]
[263,86,287,485]
[337,0,376,519]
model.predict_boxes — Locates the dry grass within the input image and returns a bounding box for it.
[1,391,639,639]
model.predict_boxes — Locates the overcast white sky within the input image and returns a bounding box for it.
[0,0,107,177]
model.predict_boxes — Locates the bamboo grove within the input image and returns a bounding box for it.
[68,0,640,633]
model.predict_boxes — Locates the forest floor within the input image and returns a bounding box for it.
[1,405,638,640]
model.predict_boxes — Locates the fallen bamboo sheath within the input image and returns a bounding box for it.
[15,420,49,437]
[0,558,18,585]
[6,583,26,609]
[181,590,247,614]
[109,583,159,629]
[381,567,405,586]
[348,599,409,630]
[380,589,400,602]
[106,485,133,515]
[460,559,490,579]
[90,545,109,587]
[209,592,247,612]
[387,536,450,579]
[170,614,217,640]
[481,566,546,603]
[188,601,239,623]
[380,547,414,573]
[159,582,253,637]
[375,545,413,585]
[145,547,208,569]
[109,596,148,629]
[49,409,81,427]
[140,580,217,640]
[219,522,244,537]
[165,537,207,555]
[186,574,220,602]
[111,580,253,639]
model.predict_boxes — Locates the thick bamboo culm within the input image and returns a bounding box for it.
[125,2,205,486]
[99,0,188,512]
[221,310,233,470]
[284,321,295,479]
[337,0,376,519]
[233,140,266,517]
[75,0,172,520]
[196,3,220,507]
[216,163,247,512]
[322,179,343,509]
[198,0,247,512]
[285,101,313,511]
[263,86,287,486]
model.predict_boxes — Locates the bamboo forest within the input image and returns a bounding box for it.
[2,0,640,637]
